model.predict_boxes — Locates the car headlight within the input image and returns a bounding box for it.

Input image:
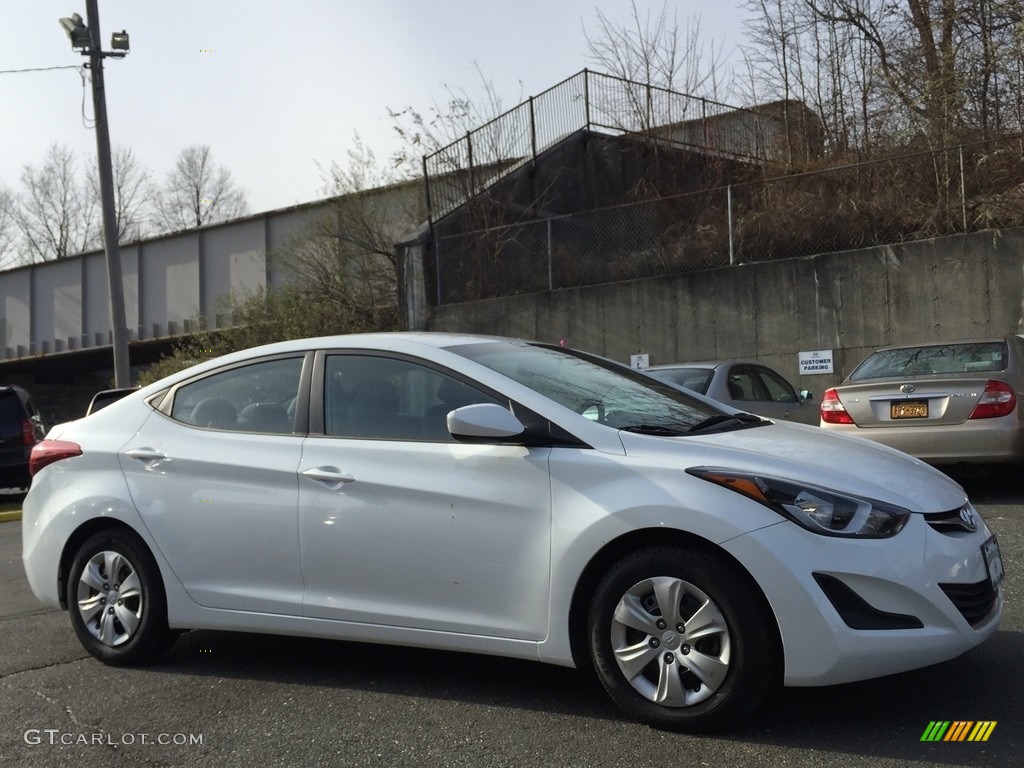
[687,468,911,538]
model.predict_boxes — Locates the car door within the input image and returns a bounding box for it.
[122,354,308,614]
[724,365,776,417]
[755,365,817,424]
[297,352,553,640]
[724,364,805,422]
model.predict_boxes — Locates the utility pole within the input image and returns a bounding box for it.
[61,2,131,387]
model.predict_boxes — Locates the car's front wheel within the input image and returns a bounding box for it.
[66,529,176,665]
[588,547,778,731]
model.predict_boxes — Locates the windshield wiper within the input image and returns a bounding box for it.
[685,412,766,434]
[621,424,688,436]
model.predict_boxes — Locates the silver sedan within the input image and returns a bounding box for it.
[819,335,1024,468]
[647,361,818,425]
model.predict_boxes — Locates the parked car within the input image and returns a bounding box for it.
[22,334,1003,731]
[86,387,140,415]
[0,385,45,489]
[648,361,818,425]
[819,336,1024,468]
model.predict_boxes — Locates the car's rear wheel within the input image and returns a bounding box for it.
[588,547,778,731]
[66,530,176,665]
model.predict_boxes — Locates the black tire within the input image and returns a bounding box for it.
[587,547,779,732]
[66,529,176,666]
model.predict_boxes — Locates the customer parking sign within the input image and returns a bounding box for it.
[798,349,834,375]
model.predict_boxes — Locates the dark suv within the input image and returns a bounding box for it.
[0,386,46,489]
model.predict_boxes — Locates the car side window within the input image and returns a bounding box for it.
[169,357,302,433]
[325,355,502,441]
[757,367,798,403]
[726,368,764,401]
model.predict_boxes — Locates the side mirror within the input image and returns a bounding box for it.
[798,389,813,403]
[447,403,526,441]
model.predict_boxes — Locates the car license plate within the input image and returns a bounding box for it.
[982,535,1005,589]
[891,400,928,419]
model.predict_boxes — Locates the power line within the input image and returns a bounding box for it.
[0,63,95,128]
[79,69,96,129]
[0,64,83,75]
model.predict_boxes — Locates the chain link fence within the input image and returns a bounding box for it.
[431,133,1024,304]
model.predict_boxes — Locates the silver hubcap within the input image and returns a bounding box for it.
[76,550,143,647]
[610,576,731,707]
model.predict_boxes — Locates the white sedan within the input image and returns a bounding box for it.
[22,333,1003,731]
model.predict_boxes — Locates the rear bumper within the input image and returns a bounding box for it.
[821,418,1024,464]
[0,461,30,489]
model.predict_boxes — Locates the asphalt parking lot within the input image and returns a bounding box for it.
[2,473,1021,768]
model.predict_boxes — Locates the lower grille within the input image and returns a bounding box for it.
[938,579,999,626]
[813,573,922,630]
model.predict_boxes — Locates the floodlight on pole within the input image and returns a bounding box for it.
[58,13,91,50]
[58,2,132,388]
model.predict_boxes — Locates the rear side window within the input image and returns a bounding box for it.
[0,391,24,423]
[169,357,303,433]
[850,342,1008,381]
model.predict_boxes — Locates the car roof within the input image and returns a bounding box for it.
[866,335,1022,352]
[130,333,536,399]
[0,385,32,401]
[174,333,525,368]
[648,361,758,370]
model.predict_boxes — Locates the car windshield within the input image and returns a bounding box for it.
[849,341,1008,381]
[449,341,762,435]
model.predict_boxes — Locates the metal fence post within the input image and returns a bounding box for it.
[435,235,443,305]
[959,144,967,232]
[583,69,591,130]
[422,156,433,229]
[530,96,538,163]
[646,81,653,129]
[727,185,735,265]
[547,219,553,291]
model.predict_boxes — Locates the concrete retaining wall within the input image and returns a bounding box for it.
[428,228,1024,392]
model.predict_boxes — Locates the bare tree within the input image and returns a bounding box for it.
[581,1,738,194]
[142,137,414,381]
[389,65,539,252]
[153,145,249,232]
[9,144,99,261]
[388,63,518,178]
[88,145,153,243]
[0,184,19,269]
[279,134,423,323]
[739,0,882,156]
[584,0,729,99]
[741,0,1024,153]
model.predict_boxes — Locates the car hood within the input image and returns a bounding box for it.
[616,420,967,513]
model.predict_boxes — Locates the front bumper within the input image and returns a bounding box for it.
[722,508,1002,686]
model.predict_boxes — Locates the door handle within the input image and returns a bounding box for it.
[302,466,356,488]
[124,447,168,463]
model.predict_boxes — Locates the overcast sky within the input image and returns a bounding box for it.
[2,1,751,214]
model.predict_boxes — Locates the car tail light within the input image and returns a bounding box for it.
[969,380,1016,419]
[21,418,36,446]
[820,388,854,424]
[29,440,83,476]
